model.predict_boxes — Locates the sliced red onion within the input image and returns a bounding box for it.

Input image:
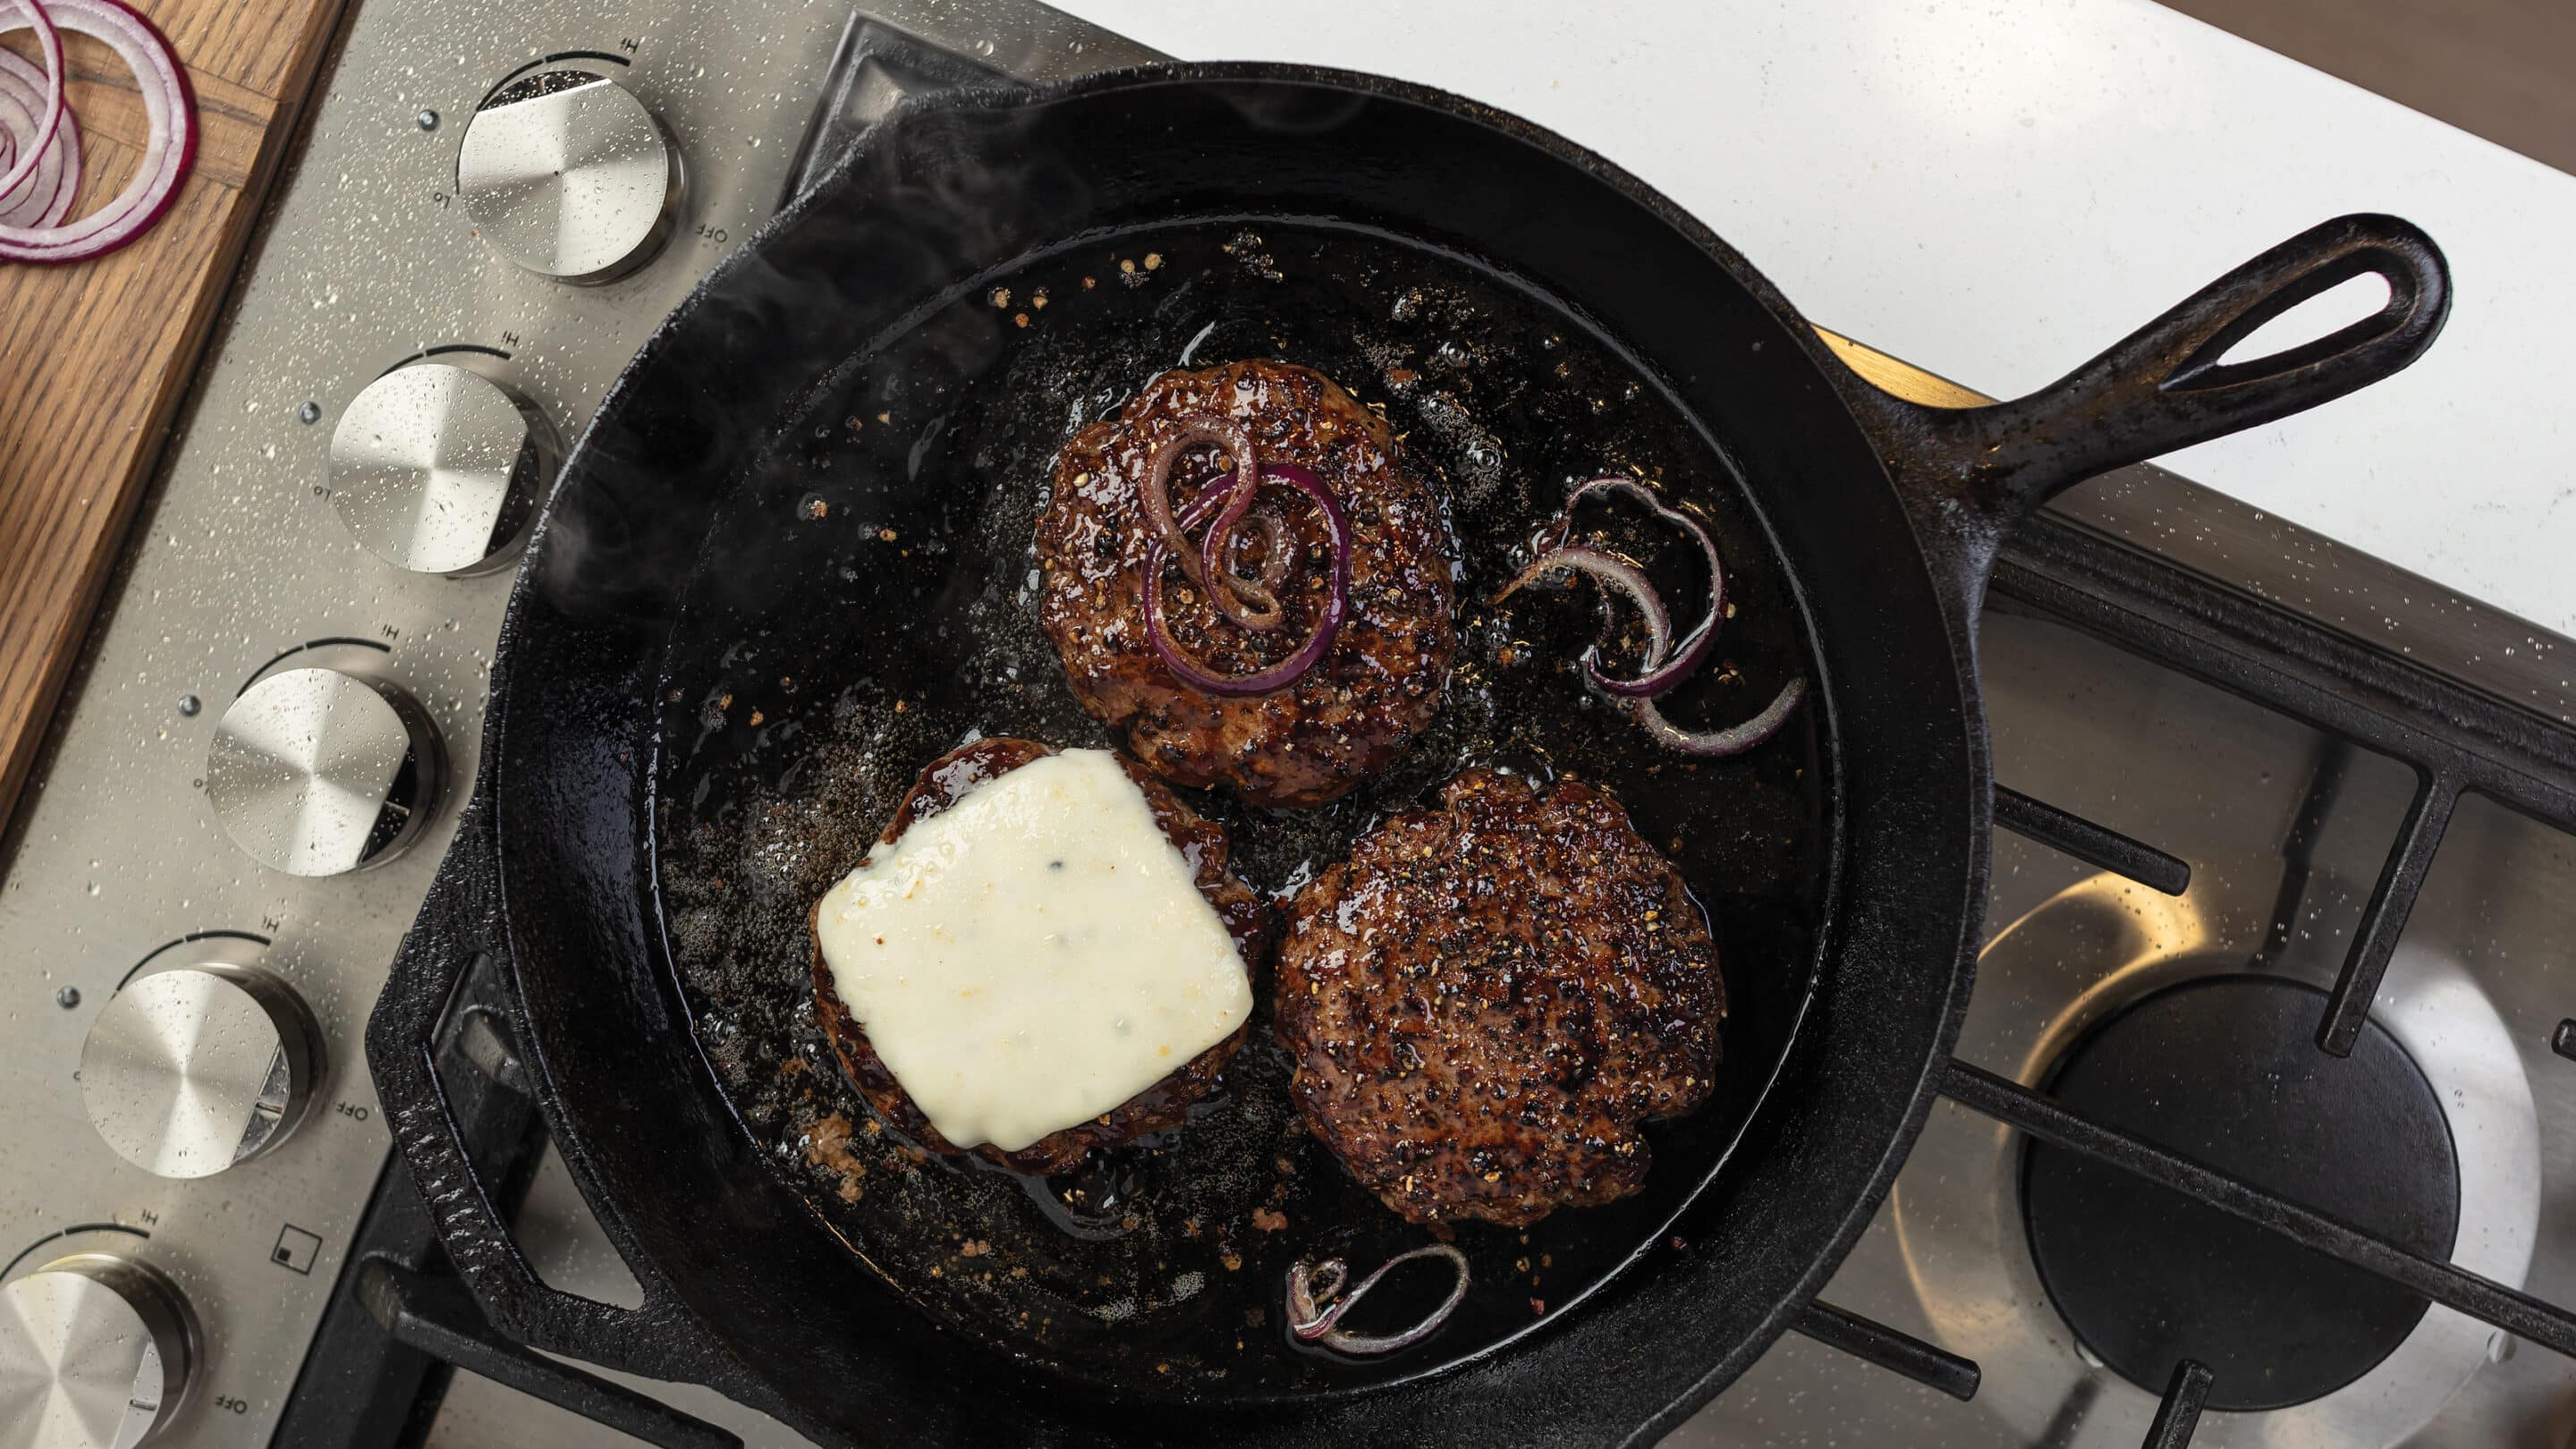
[0,0,63,208]
[1496,477,1805,758]
[1559,477,1726,698]
[1230,508,1297,589]
[1144,462,1349,698]
[1140,415,1254,589]
[1201,510,1289,630]
[1286,1243,1470,1355]
[0,0,196,265]
[1140,413,1307,631]
[1496,544,1673,679]
[1633,676,1808,757]
[1206,505,1294,631]
[1194,431,1298,632]
[1174,464,1298,630]
[0,45,79,228]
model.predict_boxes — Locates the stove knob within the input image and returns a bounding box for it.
[456,68,685,284]
[326,362,557,574]
[81,962,326,1178]
[0,1254,199,1447]
[205,667,445,877]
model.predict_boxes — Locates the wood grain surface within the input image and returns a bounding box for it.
[0,0,345,843]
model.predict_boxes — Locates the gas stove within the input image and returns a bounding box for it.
[1678,574,2576,1448]
[4,2,2573,1446]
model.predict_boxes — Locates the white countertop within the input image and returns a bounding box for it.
[1056,0,2576,637]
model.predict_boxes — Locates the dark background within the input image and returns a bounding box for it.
[2161,0,2574,174]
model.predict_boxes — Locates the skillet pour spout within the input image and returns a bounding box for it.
[1826,213,2449,611]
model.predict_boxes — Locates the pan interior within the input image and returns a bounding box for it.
[648,213,1831,1400]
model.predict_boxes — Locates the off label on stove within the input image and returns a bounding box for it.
[271,1224,321,1275]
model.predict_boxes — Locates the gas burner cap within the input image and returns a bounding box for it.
[2021,974,2456,1411]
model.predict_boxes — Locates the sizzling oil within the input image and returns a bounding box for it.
[653,218,1829,1398]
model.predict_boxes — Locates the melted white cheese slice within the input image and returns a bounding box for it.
[814,748,1252,1154]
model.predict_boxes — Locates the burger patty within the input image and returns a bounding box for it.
[809,738,1271,1174]
[1275,769,1725,1225]
[1035,360,1456,808]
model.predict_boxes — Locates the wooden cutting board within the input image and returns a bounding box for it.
[0,0,347,843]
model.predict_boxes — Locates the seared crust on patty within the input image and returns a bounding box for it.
[809,738,1271,1174]
[1035,360,1456,808]
[1275,769,1724,1225]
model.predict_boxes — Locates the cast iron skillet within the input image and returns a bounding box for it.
[366,64,2447,1448]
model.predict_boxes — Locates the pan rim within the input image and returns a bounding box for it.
[482,59,1987,1445]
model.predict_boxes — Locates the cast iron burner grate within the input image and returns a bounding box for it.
[278,18,2576,1449]
[1894,510,2576,1447]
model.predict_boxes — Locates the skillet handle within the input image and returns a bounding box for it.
[364,796,728,1391]
[1850,213,2450,567]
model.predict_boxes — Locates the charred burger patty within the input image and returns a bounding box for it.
[1275,768,1724,1225]
[1035,360,1455,809]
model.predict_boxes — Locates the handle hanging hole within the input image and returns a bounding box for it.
[2212,271,2394,371]
[520,1141,649,1309]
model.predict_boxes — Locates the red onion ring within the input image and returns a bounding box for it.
[1139,413,1303,631]
[1139,415,1254,590]
[1144,462,1349,697]
[1635,677,1809,758]
[1495,544,1673,675]
[1286,1243,1470,1355]
[0,0,63,207]
[1557,477,1726,698]
[0,45,79,228]
[1496,477,1804,757]
[0,0,196,265]
[1196,461,1292,632]
[1207,505,1297,631]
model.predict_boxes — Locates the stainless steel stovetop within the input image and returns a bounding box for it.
[4,1,2572,1446]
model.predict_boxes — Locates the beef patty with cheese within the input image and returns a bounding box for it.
[810,738,1270,1174]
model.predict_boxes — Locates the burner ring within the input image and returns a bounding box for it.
[1892,875,2541,1448]
[2021,973,2458,1411]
